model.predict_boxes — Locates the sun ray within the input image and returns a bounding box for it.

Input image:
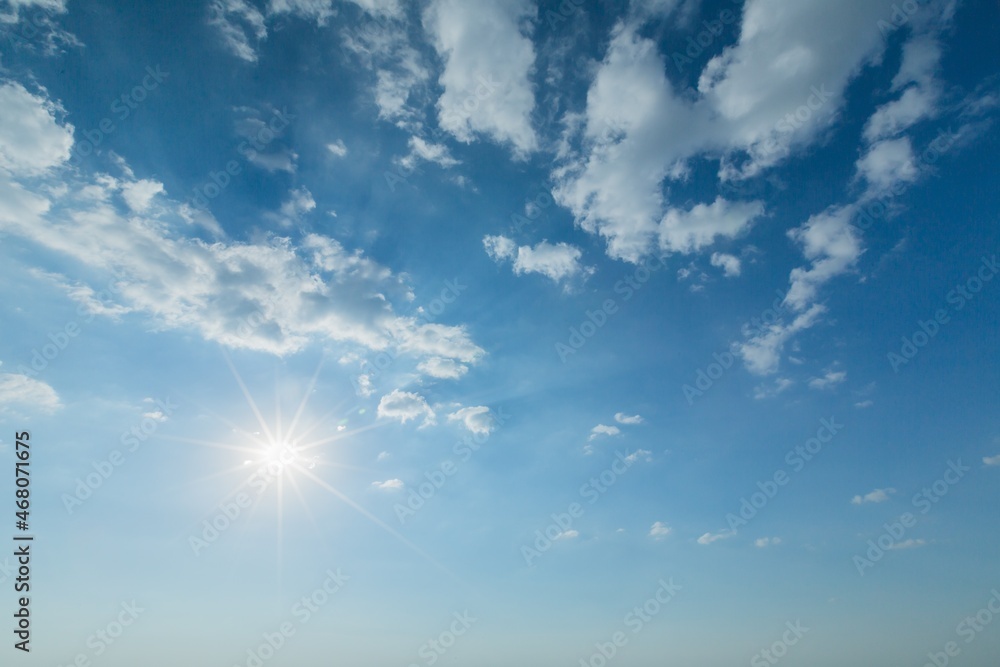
[223,349,276,444]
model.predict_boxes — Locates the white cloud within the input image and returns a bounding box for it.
[864,34,942,142]
[355,374,375,397]
[120,178,164,213]
[697,530,736,545]
[809,369,847,390]
[623,449,652,465]
[142,410,168,422]
[423,0,538,157]
[0,373,61,413]
[326,140,348,157]
[614,412,644,425]
[785,205,863,312]
[372,478,404,490]
[0,81,74,176]
[659,198,764,255]
[738,304,826,376]
[754,537,782,548]
[376,389,436,427]
[397,136,459,170]
[588,424,620,441]
[710,252,742,277]
[555,529,579,541]
[0,87,485,380]
[483,235,593,285]
[417,357,468,380]
[851,488,896,505]
[984,455,1000,467]
[648,521,672,540]
[376,451,391,461]
[208,0,267,63]
[447,406,496,436]
[855,400,874,409]
[856,137,920,195]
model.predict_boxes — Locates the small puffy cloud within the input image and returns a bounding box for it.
[856,137,920,195]
[738,304,826,376]
[0,373,61,413]
[142,410,168,422]
[809,369,847,390]
[483,235,593,285]
[447,406,496,436]
[754,537,782,548]
[377,389,436,427]
[397,136,459,170]
[851,488,896,505]
[855,400,874,409]
[697,530,736,545]
[555,529,579,541]
[984,455,1000,467]
[710,252,742,277]
[120,178,164,213]
[888,538,926,550]
[659,198,764,255]
[355,374,376,398]
[753,377,794,400]
[648,521,672,540]
[372,478,404,490]
[376,451,391,461]
[326,140,348,157]
[623,449,653,465]
[614,412,644,425]
[588,424,620,441]
[417,357,468,380]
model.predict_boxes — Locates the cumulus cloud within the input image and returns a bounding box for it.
[856,137,920,195]
[120,178,164,213]
[447,406,496,435]
[754,537,782,548]
[588,424,620,441]
[809,369,847,390]
[851,488,896,505]
[396,136,459,170]
[326,139,348,157]
[417,356,468,380]
[984,455,1000,467]
[710,252,742,277]
[372,478,404,490]
[483,235,593,285]
[648,521,672,540]
[0,373,61,413]
[376,389,436,427]
[424,0,538,157]
[614,412,644,425]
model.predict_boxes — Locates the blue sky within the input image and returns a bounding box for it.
[1,0,999,665]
